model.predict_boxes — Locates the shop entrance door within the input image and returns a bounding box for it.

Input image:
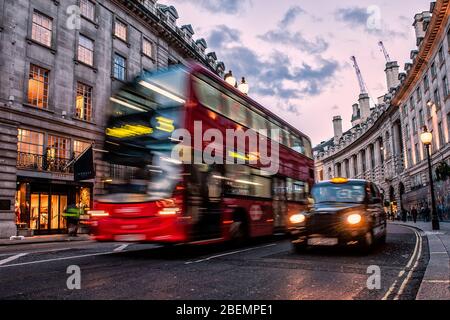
[30,193,49,231]
[51,195,68,230]
[30,192,68,233]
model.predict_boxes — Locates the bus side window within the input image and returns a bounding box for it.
[223,97,248,127]
[303,137,313,158]
[194,78,221,114]
[291,135,304,154]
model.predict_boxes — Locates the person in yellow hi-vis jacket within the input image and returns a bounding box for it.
[63,204,83,236]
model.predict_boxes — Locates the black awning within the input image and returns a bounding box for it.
[74,145,96,182]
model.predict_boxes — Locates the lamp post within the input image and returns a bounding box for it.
[224,70,236,87]
[420,126,440,230]
[238,77,249,95]
[224,71,250,95]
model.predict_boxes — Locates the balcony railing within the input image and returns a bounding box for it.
[17,152,73,174]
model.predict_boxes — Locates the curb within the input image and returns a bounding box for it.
[391,222,450,300]
[0,236,92,247]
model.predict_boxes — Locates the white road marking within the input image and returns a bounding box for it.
[0,253,28,266]
[394,229,422,300]
[422,280,450,283]
[185,243,277,265]
[114,244,129,252]
[0,251,117,268]
[382,227,421,300]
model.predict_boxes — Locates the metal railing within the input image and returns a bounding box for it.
[17,152,73,173]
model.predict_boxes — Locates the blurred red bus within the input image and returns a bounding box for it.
[90,63,314,244]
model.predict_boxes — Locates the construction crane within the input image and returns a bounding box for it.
[378,41,391,63]
[350,56,368,95]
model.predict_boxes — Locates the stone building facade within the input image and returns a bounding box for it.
[0,0,226,238]
[315,0,450,219]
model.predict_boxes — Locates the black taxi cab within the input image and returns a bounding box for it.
[289,178,387,252]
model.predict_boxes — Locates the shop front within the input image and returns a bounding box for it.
[15,178,92,235]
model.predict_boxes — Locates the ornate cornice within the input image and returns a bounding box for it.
[391,0,450,106]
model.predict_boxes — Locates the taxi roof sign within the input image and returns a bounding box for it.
[331,177,349,184]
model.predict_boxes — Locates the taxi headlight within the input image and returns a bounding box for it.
[347,214,362,225]
[290,214,306,224]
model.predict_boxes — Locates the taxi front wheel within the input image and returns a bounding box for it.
[360,231,374,254]
[292,242,307,254]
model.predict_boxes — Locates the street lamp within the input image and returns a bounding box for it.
[238,77,249,95]
[420,126,440,230]
[224,70,236,87]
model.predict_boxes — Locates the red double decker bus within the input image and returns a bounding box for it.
[90,63,314,244]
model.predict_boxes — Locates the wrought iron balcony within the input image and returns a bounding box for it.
[17,152,73,174]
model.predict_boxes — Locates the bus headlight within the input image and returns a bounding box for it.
[89,210,110,217]
[290,214,306,224]
[347,214,362,225]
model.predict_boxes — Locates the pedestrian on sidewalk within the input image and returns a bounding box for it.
[401,208,407,222]
[411,206,418,224]
[63,204,82,237]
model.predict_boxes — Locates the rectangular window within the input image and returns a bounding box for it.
[415,143,420,163]
[142,38,153,58]
[80,0,95,21]
[18,129,44,155]
[431,61,437,79]
[424,75,430,92]
[412,117,417,133]
[438,122,445,148]
[443,76,449,97]
[416,87,422,102]
[31,11,52,47]
[419,109,424,127]
[405,124,409,138]
[77,35,94,66]
[410,96,415,110]
[17,129,44,169]
[75,82,93,121]
[434,89,441,110]
[113,54,126,81]
[28,64,50,109]
[114,19,127,42]
[74,140,91,157]
[438,47,445,65]
[47,135,70,160]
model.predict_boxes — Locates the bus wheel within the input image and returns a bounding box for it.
[230,211,248,246]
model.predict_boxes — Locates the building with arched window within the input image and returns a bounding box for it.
[315,0,450,220]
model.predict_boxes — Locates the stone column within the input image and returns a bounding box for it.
[0,119,18,239]
[349,157,355,178]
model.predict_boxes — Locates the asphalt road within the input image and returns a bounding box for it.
[0,224,429,300]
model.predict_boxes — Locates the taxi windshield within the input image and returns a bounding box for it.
[312,183,366,204]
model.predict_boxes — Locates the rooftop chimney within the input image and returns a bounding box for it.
[351,103,361,127]
[359,93,371,121]
[333,116,343,144]
[385,61,400,90]
[413,12,431,47]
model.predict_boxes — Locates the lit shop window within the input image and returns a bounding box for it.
[75,82,93,121]
[28,64,49,109]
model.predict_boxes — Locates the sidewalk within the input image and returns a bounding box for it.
[0,234,91,247]
[391,221,450,300]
